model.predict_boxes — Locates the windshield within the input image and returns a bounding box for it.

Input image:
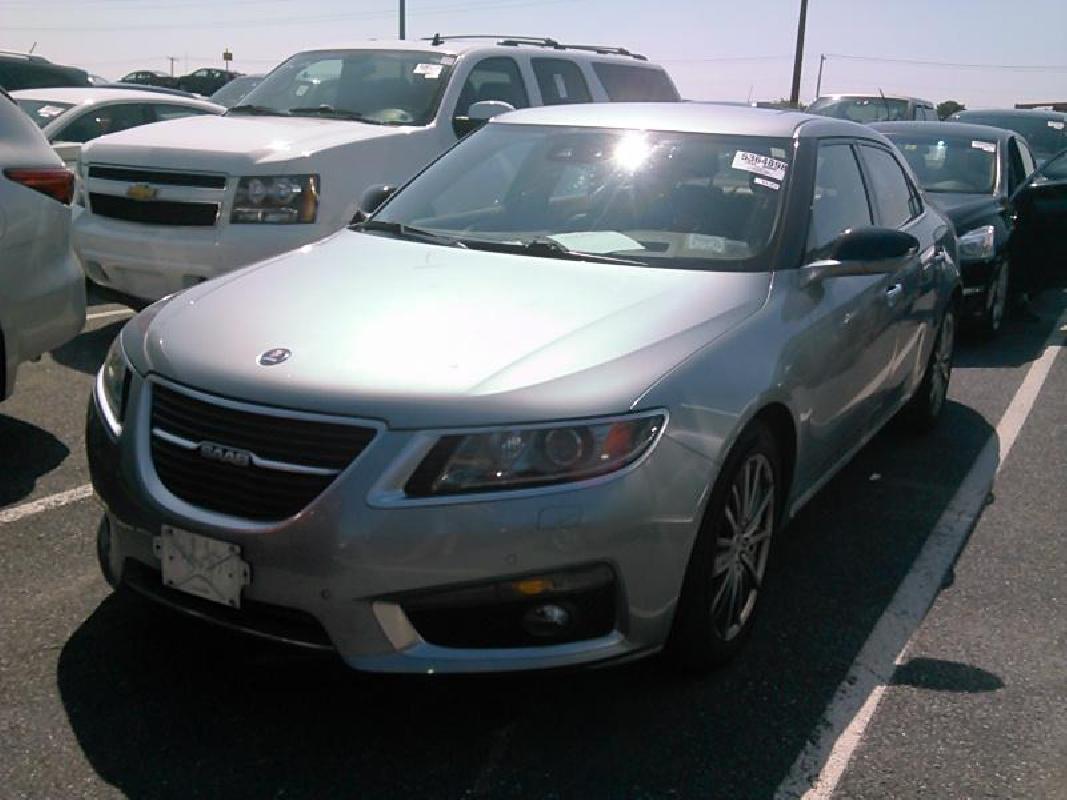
[231,49,453,125]
[809,96,910,123]
[15,98,75,128]
[210,76,262,108]
[953,112,1067,161]
[886,134,997,194]
[371,124,792,270]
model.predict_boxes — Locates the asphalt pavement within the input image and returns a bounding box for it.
[1,285,1064,799]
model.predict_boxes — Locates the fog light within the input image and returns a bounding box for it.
[523,602,573,637]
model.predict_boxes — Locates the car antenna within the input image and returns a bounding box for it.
[878,87,892,120]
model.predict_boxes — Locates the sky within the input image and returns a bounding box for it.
[2,0,1066,107]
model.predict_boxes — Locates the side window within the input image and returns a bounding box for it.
[454,57,530,117]
[857,144,919,227]
[152,104,214,122]
[591,63,679,101]
[1017,138,1036,177]
[1006,139,1027,194]
[806,142,873,259]
[531,58,592,106]
[56,103,150,143]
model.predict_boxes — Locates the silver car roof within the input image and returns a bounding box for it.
[494,102,879,140]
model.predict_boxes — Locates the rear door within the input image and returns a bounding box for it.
[1011,149,1067,292]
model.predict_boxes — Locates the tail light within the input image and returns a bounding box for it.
[3,167,76,205]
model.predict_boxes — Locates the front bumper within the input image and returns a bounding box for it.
[86,378,712,673]
[72,212,327,302]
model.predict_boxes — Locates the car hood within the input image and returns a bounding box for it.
[127,232,769,429]
[926,192,1000,234]
[81,114,412,172]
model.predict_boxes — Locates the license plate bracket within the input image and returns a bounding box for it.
[153,525,251,608]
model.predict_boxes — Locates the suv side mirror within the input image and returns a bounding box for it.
[452,100,515,138]
[802,227,919,286]
[351,184,397,225]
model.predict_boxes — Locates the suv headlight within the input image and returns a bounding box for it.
[96,336,130,436]
[958,224,995,261]
[404,413,666,497]
[231,174,319,224]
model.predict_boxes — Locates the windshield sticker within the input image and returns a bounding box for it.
[1048,120,1065,130]
[547,231,643,254]
[753,176,780,191]
[971,140,996,153]
[413,63,443,79]
[36,105,67,118]
[685,233,727,253]
[732,151,788,181]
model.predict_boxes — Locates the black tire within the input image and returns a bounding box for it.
[978,260,1009,339]
[665,420,782,671]
[905,305,956,432]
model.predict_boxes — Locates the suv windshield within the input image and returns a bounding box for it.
[15,98,75,128]
[886,133,998,194]
[231,49,454,126]
[370,124,792,270]
[809,96,910,123]
[953,112,1067,162]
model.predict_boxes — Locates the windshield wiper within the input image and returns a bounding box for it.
[462,236,646,266]
[227,104,290,117]
[288,105,387,123]
[354,219,466,247]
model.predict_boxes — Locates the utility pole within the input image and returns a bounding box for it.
[789,0,809,108]
[399,0,406,40]
[815,53,826,98]
[167,56,178,76]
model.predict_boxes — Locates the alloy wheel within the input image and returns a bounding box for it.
[710,453,775,641]
[928,311,955,415]
[988,262,1009,332]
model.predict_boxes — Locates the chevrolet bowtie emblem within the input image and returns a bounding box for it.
[126,183,158,201]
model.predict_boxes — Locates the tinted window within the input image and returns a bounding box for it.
[532,58,592,105]
[1017,138,1036,176]
[858,145,919,227]
[885,133,996,194]
[15,98,75,128]
[809,96,910,123]
[807,143,872,259]
[0,61,90,90]
[455,57,530,116]
[1007,138,1027,194]
[55,103,151,143]
[591,63,679,101]
[954,111,1067,161]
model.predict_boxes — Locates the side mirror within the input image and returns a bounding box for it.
[351,184,397,225]
[452,100,515,138]
[52,141,81,168]
[802,227,919,286]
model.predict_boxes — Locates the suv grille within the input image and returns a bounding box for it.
[88,165,226,189]
[89,194,219,226]
[150,383,377,522]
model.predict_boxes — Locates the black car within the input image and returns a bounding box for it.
[119,70,179,89]
[0,52,90,91]
[176,68,242,97]
[950,108,1067,165]
[875,121,1067,334]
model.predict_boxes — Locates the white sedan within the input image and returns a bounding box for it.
[11,87,222,170]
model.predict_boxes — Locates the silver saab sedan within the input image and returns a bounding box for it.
[87,103,960,673]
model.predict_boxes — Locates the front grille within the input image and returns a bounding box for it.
[89,193,219,226]
[150,383,377,521]
[88,165,226,189]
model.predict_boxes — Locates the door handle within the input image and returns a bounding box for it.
[886,283,903,303]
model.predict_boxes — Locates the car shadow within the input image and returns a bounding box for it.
[955,289,1067,369]
[56,401,996,800]
[891,656,1004,693]
[0,415,70,507]
[50,320,124,376]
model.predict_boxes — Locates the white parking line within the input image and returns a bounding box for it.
[86,308,134,322]
[0,484,94,525]
[774,303,1067,800]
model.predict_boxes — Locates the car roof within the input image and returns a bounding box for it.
[955,107,1067,120]
[871,120,1015,142]
[815,92,933,105]
[10,86,221,107]
[493,102,879,139]
[295,38,664,65]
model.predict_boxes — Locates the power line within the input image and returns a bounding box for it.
[822,53,1067,72]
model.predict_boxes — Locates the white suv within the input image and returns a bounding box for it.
[0,90,86,399]
[72,36,679,302]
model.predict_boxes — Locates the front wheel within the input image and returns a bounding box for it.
[904,305,956,432]
[666,421,781,671]
[979,260,1009,338]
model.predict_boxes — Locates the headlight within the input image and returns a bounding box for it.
[231,174,319,224]
[405,413,666,497]
[958,224,995,261]
[96,336,130,436]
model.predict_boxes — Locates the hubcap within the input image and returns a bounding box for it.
[710,453,775,641]
[929,312,955,414]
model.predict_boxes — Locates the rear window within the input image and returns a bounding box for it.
[15,98,75,128]
[591,63,679,102]
[0,61,91,91]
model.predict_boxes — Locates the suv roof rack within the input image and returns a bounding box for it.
[423,34,647,61]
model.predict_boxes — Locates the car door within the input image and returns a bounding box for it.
[855,142,933,421]
[794,139,891,474]
[1010,149,1067,292]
